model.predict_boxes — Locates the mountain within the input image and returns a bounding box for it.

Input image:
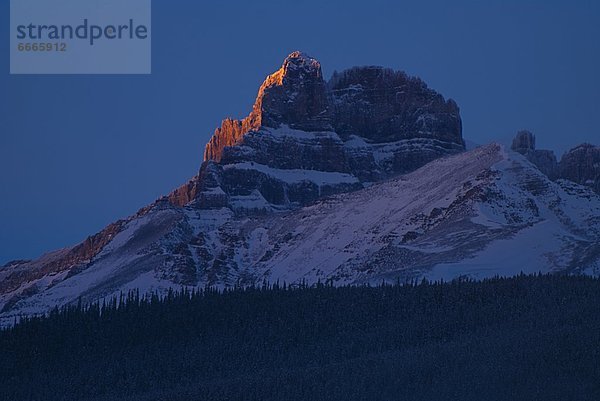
[511,130,600,193]
[1,52,599,325]
[172,51,464,211]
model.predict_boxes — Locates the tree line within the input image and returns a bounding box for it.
[1,274,599,401]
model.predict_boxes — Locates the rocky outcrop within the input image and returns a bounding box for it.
[197,51,464,212]
[510,131,599,192]
[203,118,256,163]
[328,66,463,145]
[204,52,463,164]
[203,52,331,162]
[526,150,559,181]
[511,130,536,153]
[252,51,331,132]
[559,144,600,193]
[511,130,559,180]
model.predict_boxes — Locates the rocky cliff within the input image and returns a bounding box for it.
[191,51,464,213]
[559,144,600,194]
[510,130,559,180]
[328,66,462,144]
[511,130,599,193]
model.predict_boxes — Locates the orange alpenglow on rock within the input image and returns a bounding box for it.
[203,51,331,162]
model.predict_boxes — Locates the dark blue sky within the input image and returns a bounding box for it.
[1,0,599,264]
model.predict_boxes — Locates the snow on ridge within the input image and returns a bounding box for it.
[258,125,341,142]
[426,145,600,282]
[229,190,274,211]
[252,144,506,284]
[222,162,359,186]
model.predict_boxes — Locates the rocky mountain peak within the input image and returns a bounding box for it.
[204,52,464,166]
[559,143,600,193]
[280,51,322,77]
[510,130,558,180]
[203,51,331,162]
[249,51,330,132]
[197,52,465,211]
[510,131,599,192]
[511,130,536,153]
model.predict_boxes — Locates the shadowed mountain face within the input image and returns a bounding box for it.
[1,52,599,325]
[559,144,600,194]
[176,52,464,211]
[203,52,332,163]
[203,51,463,162]
[511,130,599,193]
[328,66,462,144]
[511,130,559,180]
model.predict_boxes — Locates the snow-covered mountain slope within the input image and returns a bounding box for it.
[2,144,599,326]
[248,143,599,284]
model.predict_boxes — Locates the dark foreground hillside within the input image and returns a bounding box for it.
[1,275,600,401]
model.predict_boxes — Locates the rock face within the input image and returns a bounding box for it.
[197,51,464,213]
[510,131,599,193]
[252,51,331,132]
[559,144,600,194]
[203,118,256,163]
[511,130,536,153]
[511,130,559,180]
[328,66,462,144]
[203,52,331,162]
[527,150,560,181]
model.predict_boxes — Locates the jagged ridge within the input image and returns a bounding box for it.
[511,130,599,193]
[179,51,465,212]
